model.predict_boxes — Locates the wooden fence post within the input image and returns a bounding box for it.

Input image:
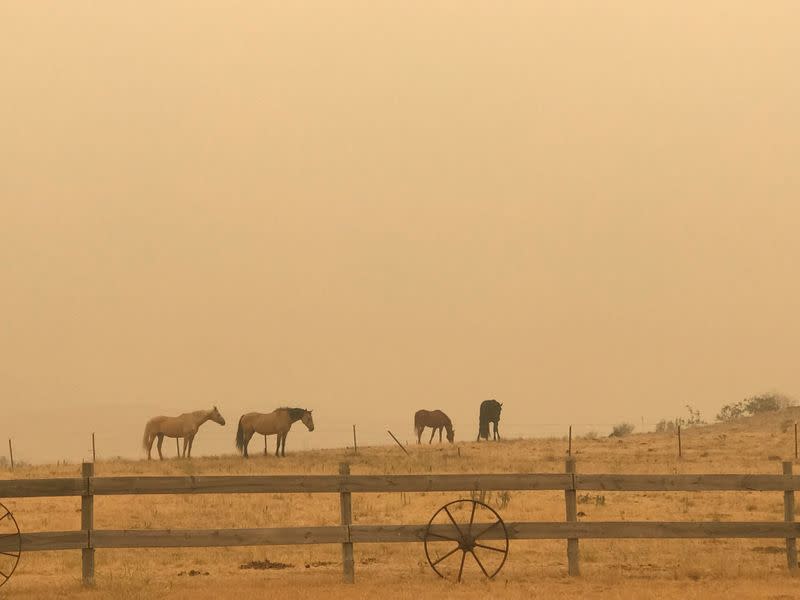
[92,433,96,463]
[565,455,580,576]
[339,462,355,583]
[7,439,13,471]
[353,425,358,455]
[784,461,798,572]
[81,462,95,585]
[794,423,797,460]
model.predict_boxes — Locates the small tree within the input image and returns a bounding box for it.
[716,392,795,422]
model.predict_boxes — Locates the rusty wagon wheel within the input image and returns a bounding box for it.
[423,499,509,582]
[0,502,21,589]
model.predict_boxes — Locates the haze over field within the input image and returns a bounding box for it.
[2,3,800,462]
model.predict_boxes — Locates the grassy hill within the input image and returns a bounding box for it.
[3,409,800,599]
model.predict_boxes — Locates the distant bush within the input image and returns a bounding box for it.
[655,419,676,434]
[716,393,795,423]
[582,431,599,440]
[609,422,635,437]
[656,405,706,433]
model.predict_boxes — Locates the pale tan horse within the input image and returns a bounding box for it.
[142,406,226,460]
[414,409,455,444]
[235,407,314,458]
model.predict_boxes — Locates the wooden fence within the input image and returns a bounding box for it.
[1,458,799,585]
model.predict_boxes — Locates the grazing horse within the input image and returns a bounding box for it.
[142,406,226,460]
[414,410,455,444]
[235,407,314,458]
[477,399,502,441]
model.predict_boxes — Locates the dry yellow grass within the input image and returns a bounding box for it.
[4,409,800,599]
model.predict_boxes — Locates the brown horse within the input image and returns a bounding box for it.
[142,406,226,460]
[414,410,455,444]
[235,407,314,458]
[477,399,502,441]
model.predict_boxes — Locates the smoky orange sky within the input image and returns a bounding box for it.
[2,2,799,463]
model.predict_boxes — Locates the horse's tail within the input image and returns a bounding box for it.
[478,418,489,439]
[142,420,154,451]
[478,404,489,439]
[414,411,426,436]
[235,415,246,454]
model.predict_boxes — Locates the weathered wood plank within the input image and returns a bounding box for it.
[352,521,800,542]
[0,531,87,552]
[575,474,800,491]
[91,475,341,495]
[90,474,572,495]
[5,473,800,499]
[7,521,800,552]
[0,478,85,498]
[91,527,348,548]
[343,474,572,492]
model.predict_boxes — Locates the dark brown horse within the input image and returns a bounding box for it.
[414,410,455,444]
[477,399,502,441]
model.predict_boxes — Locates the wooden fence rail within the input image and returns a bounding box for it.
[5,472,800,498]
[1,460,798,585]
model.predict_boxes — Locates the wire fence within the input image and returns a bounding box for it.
[0,416,747,467]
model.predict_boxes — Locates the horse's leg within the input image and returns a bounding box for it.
[156,434,165,460]
[281,433,287,457]
[187,435,195,458]
[494,421,500,440]
[146,433,154,460]
[416,427,422,444]
[429,427,435,444]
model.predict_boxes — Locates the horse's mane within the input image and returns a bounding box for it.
[282,407,308,421]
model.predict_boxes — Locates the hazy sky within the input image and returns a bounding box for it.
[2,2,799,462]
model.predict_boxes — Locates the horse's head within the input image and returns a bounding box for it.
[447,428,455,443]
[210,406,226,426]
[301,409,315,432]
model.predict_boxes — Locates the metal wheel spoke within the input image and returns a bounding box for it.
[473,519,502,540]
[0,551,19,558]
[0,569,8,580]
[0,513,9,523]
[467,501,477,536]
[443,506,465,539]
[474,542,506,553]
[430,544,461,567]
[470,550,490,578]
[426,531,461,543]
[457,550,467,582]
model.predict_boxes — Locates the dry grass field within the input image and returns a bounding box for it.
[4,410,800,599]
